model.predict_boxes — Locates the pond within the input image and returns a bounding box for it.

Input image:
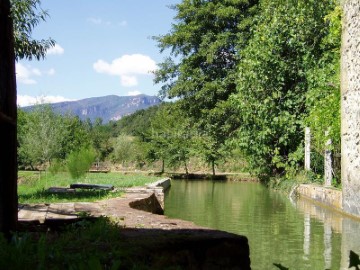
[164,180,360,270]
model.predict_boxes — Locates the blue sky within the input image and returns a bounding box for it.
[16,0,179,106]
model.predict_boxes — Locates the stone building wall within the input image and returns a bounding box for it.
[341,0,360,216]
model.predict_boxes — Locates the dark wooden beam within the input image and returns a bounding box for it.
[0,0,18,237]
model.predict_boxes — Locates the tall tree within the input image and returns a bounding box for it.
[0,0,18,237]
[0,0,55,236]
[149,103,193,174]
[18,106,66,169]
[234,0,336,179]
[154,0,258,170]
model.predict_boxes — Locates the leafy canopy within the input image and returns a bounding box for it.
[233,0,336,179]
[11,0,55,60]
[154,0,258,174]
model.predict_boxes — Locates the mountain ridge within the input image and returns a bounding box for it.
[22,94,161,123]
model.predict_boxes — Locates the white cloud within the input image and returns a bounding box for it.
[118,20,127,27]
[127,90,142,96]
[47,68,56,76]
[16,63,41,84]
[17,95,74,107]
[93,54,157,87]
[88,17,127,27]
[16,63,56,84]
[47,44,64,55]
[121,75,138,87]
[88,17,103,25]
[31,68,42,76]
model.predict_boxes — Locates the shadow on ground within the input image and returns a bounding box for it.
[13,217,250,270]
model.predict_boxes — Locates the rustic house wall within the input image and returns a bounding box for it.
[341,0,360,216]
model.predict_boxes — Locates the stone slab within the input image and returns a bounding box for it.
[18,204,48,223]
[46,203,77,220]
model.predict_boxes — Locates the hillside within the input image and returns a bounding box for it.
[22,94,161,123]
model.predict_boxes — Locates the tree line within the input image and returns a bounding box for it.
[152,0,341,182]
[18,103,245,175]
[17,0,342,182]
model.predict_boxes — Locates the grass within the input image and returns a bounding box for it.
[18,171,161,204]
[12,172,168,268]
[0,217,149,269]
[268,170,342,194]
[2,216,233,270]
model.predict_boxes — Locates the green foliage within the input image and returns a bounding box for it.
[147,103,193,173]
[305,5,341,178]
[59,115,92,159]
[111,105,161,139]
[18,107,93,169]
[18,105,67,169]
[111,134,146,168]
[0,218,127,269]
[11,0,55,60]
[48,159,64,176]
[88,118,114,161]
[154,0,259,174]
[234,0,336,179]
[66,147,96,179]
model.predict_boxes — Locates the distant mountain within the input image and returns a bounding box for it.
[22,94,161,123]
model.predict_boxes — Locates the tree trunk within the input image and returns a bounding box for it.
[161,159,165,173]
[0,0,18,237]
[211,160,215,176]
[184,160,188,175]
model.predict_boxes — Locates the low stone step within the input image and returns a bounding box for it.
[70,183,114,190]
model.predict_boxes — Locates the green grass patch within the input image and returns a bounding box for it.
[18,171,161,204]
[268,170,341,193]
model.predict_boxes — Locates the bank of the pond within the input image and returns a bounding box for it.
[269,175,360,220]
[162,172,258,182]
[295,184,342,211]
[16,177,251,269]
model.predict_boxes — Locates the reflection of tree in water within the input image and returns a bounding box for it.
[164,181,360,269]
[275,250,360,270]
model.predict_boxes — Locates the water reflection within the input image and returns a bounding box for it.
[303,213,310,261]
[295,196,360,270]
[165,180,360,269]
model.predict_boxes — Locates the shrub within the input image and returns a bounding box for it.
[67,147,96,179]
[48,159,65,175]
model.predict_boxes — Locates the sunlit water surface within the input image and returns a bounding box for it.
[164,180,360,269]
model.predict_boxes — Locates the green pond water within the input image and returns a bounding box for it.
[164,180,360,270]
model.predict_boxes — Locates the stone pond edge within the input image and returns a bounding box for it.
[294,184,360,220]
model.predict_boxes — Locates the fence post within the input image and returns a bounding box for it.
[324,130,332,187]
[305,127,311,171]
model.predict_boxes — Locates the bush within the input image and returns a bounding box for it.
[48,159,65,175]
[67,147,96,179]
